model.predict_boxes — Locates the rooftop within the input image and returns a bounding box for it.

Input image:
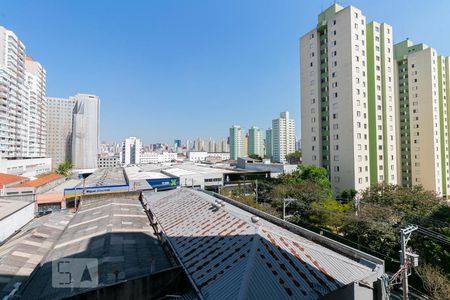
[83,167,127,187]
[13,173,64,188]
[144,189,383,300]
[0,212,73,299]
[0,173,27,187]
[20,193,173,299]
[124,166,169,180]
[0,197,33,221]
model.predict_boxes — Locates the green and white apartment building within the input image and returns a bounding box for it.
[301,4,450,197]
[394,40,450,196]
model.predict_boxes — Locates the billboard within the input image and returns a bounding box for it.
[64,184,129,199]
[146,177,179,190]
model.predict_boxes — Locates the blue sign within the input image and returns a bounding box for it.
[146,177,179,190]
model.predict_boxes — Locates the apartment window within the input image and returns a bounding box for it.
[334,155,339,161]
[355,12,358,18]
[333,30,337,36]
[333,113,338,119]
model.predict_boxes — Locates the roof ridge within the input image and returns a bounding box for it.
[237,227,261,300]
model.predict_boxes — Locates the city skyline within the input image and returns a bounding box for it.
[3,1,450,143]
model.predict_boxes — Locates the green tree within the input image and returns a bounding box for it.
[340,218,398,258]
[248,154,262,160]
[307,199,352,231]
[56,161,72,176]
[286,151,302,164]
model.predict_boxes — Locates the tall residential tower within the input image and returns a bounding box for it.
[301,4,397,193]
[229,125,245,160]
[272,112,295,163]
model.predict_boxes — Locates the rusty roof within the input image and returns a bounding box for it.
[13,173,64,188]
[144,189,383,300]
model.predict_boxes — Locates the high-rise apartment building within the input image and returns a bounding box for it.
[46,97,76,168]
[207,137,215,152]
[394,40,450,197]
[366,22,398,185]
[0,26,47,159]
[121,137,142,165]
[301,4,398,193]
[25,57,47,158]
[229,125,245,160]
[265,128,273,159]
[272,112,295,163]
[71,94,100,169]
[248,126,264,158]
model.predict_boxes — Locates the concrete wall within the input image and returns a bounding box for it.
[0,201,35,242]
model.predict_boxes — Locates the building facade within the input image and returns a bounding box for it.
[0,26,47,159]
[272,112,295,163]
[71,94,100,169]
[229,125,245,160]
[394,40,450,197]
[248,126,264,158]
[25,57,47,158]
[121,137,142,165]
[46,97,76,169]
[300,4,378,193]
[265,128,273,159]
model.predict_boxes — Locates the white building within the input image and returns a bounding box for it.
[121,137,142,165]
[25,56,47,158]
[71,94,100,169]
[0,155,51,177]
[272,112,295,163]
[140,152,177,164]
[395,40,450,197]
[301,4,365,193]
[229,125,245,160]
[97,154,120,168]
[0,26,47,159]
[248,126,265,158]
[46,97,77,169]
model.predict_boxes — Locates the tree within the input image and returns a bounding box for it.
[359,184,443,222]
[340,218,398,258]
[415,264,450,299]
[56,161,72,176]
[286,151,302,164]
[307,199,352,232]
[248,154,262,160]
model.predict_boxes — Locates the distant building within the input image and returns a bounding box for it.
[46,97,76,168]
[248,126,264,158]
[121,137,142,165]
[272,112,295,163]
[71,94,100,169]
[207,137,215,152]
[265,128,273,159]
[229,125,245,160]
[174,139,181,148]
[97,153,120,168]
[140,151,177,164]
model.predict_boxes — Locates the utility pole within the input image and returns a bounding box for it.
[400,225,417,300]
[255,179,258,204]
[283,198,295,221]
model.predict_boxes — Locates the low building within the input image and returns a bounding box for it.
[140,152,177,164]
[0,194,35,243]
[5,173,65,196]
[97,153,120,168]
[0,156,52,177]
[188,151,230,162]
[236,157,298,177]
[0,173,28,196]
[124,166,179,191]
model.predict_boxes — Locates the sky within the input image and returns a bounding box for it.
[1,0,450,144]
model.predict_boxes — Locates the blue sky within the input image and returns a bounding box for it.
[2,0,450,144]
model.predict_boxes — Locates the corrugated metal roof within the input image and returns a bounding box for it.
[145,189,381,300]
